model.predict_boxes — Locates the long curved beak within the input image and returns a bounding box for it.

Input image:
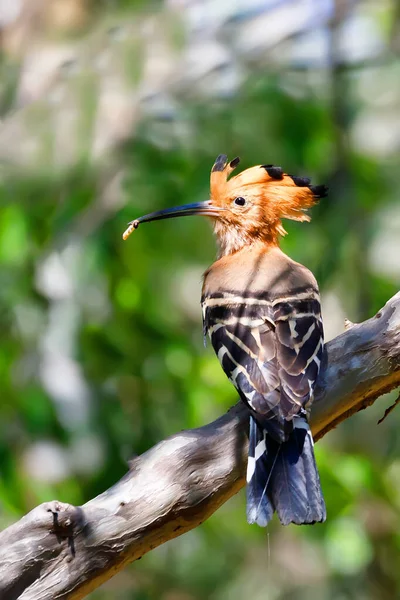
[123,200,221,240]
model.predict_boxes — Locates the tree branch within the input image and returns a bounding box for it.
[1,293,400,600]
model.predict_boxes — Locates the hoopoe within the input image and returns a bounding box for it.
[123,155,327,526]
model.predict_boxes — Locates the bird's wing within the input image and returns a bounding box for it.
[203,293,324,441]
[272,295,324,417]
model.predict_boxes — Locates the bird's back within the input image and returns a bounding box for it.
[202,241,324,437]
[202,243,319,303]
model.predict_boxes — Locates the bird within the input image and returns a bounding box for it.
[123,154,327,527]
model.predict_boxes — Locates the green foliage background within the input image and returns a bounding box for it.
[0,1,399,598]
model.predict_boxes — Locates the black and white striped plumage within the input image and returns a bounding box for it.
[202,244,326,526]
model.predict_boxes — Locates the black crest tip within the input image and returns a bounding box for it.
[261,165,284,180]
[309,184,328,199]
[229,156,240,169]
[291,175,312,187]
[212,154,228,172]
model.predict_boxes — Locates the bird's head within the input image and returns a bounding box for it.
[123,154,327,256]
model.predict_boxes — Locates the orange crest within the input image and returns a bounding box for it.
[210,155,327,237]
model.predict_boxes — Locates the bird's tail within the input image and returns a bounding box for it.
[246,415,326,526]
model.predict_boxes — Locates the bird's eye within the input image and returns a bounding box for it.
[234,197,246,206]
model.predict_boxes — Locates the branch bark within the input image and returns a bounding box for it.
[1,293,400,600]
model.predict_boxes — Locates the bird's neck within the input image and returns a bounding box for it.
[213,221,278,258]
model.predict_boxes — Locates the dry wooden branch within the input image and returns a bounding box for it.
[1,293,399,600]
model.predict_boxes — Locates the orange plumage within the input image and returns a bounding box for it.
[210,155,327,246]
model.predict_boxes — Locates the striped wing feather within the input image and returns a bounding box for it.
[274,298,324,418]
[204,295,324,442]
